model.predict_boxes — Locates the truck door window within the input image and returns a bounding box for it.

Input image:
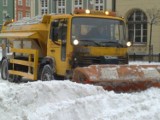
[58,21,67,41]
[51,19,68,61]
[60,19,67,61]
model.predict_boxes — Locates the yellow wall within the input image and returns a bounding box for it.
[117,0,160,55]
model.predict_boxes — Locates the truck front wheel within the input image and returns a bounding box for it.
[40,65,54,81]
[1,59,9,80]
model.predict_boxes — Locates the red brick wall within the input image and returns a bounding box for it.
[15,0,31,21]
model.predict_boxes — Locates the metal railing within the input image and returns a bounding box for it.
[129,53,160,62]
[9,48,39,80]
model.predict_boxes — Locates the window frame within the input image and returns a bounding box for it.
[18,11,23,20]
[73,0,83,10]
[18,0,23,6]
[127,10,147,44]
[3,0,8,6]
[41,0,48,15]
[94,0,104,11]
[26,11,30,18]
[3,10,8,21]
[57,0,66,14]
[26,0,30,7]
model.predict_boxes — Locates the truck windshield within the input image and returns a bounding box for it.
[71,17,126,47]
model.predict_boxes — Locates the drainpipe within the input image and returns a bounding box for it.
[13,0,15,20]
[87,0,88,9]
[112,0,116,12]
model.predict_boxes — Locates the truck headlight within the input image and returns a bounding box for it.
[85,9,90,14]
[126,41,132,47]
[73,39,79,45]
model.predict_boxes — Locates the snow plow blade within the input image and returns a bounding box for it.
[72,65,160,92]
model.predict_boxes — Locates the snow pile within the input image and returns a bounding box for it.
[0,80,160,120]
[129,61,160,65]
[0,80,105,120]
[8,15,43,26]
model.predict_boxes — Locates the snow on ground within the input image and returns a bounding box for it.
[0,60,160,120]
[129,61,160,65]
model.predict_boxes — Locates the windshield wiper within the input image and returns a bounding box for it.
[99,41,124,47]
[80,40,101,46]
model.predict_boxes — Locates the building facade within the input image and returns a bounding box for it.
[117,0,160,61]
[0,0,31,29]
[15,0,31,21]
[31,0,115,16]
[0,0,14,29]
[0,0,115,28]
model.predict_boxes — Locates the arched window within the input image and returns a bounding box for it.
[127,10,147,44]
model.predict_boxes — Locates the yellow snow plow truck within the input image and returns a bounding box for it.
[0,9,160,92]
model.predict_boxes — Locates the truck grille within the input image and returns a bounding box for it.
[77,56,127,67]
[79,56,101,66]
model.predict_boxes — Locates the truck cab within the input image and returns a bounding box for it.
[47,10,129,79]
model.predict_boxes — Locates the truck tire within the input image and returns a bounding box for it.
[1,59,9,80]
[40,65,54,81]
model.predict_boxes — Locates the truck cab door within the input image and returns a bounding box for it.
[49,18,68,75]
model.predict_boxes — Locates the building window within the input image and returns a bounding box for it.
[74,0,83,9]
[127,10,147,44]
[94,0,104,10]
[26,0,30,7]
[26,12,30,17]
[57,0,66,14]
[18,11,23,20]
[3,11,8,21]
[41,0,48,14]
[3,0,7,6]
[18,0,23,6]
